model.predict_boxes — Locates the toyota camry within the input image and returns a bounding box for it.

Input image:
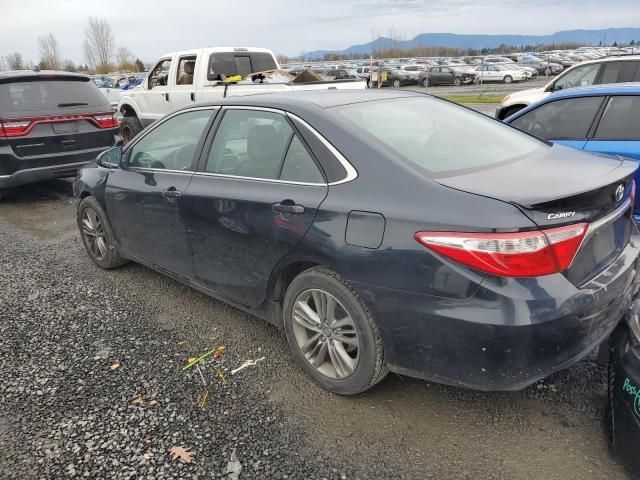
[74,90,640,395]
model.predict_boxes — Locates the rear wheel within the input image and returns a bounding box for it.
[453,77,462,86]
[503,75,513,84]
[283,267,387,395]
[392,79,401,88]
[77,196,128,269]
[120,115,143,144]
[422,77,430,87]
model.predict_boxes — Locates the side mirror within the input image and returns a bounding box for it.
[97,146,122,169]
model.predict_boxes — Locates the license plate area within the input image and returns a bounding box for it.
[53,122,78,134]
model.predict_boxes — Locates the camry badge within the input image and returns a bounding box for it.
[547,211,576,220]
[615,184,625,202]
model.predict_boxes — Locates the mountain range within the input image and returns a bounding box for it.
[303,28,640,60]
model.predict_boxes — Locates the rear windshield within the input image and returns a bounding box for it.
[207,52,278,80]
[0,78,108,113]
[333,97,545,176]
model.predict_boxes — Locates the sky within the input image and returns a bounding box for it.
[2,0,639,64]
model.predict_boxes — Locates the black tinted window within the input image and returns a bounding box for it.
[598,61,640,84]
[0,78,107,113]
[207,110,292,179]
[129,110,212,170]
[280,136,324,183]
[207,52,277,80]
[510,97,603,140]
[594,96,640,140]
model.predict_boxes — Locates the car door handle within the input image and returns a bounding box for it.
[190,92,195,101]
[164,92,170,101]
[273,203,304,214]
[162,188,181,199]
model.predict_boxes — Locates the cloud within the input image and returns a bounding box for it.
[2,0,639,63]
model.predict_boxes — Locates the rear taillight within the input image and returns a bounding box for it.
[415,223,588,277]
[0,112,118,138]
[0,120,32,138]
[93,114,119,129]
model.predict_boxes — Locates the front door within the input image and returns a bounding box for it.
[137,57,175,126]
[105,108,216,277]
[181,107,328,306]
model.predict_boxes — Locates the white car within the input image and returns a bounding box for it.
[495,55,640,119]
[117,47,366,142]
[474,64,526,83]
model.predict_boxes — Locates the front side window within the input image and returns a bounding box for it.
[334,97,545,176]
[510,97,603,140]
[552,63,600,91]
[128,110,213,171]
[594,96,640,140]
[149,59,171,89]
[206,109,324,183]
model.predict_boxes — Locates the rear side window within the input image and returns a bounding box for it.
[594,96,640,140]
[0,78,108,113]
[206,109,324,183]
[510,97,603,140]
[598,61,640,84]
[207,52,277,80]
[334,97,544,176]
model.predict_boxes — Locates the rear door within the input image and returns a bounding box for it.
[0,75,116,162]
[105,108,216,277]
[181,107,328,306]
[169,53,199,110]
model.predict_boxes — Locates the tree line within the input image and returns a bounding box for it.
[0,17,146,74]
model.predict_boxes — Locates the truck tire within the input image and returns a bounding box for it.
[503,75,513,84]
[120,115,143,144]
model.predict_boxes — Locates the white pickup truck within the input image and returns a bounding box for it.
[117,47,366,142]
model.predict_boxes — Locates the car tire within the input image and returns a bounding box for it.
[77,196,128,270]
[120,115,143,144]
[500,105,526,119]
[422,77,429,87]
[454,77,462,86]
[283,267,388,395]
[544,68,552,76]
[392,79,401,88]
[503,75,513,84]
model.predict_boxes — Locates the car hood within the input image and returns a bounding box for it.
[433,143,635,208]
[501,86,548,104]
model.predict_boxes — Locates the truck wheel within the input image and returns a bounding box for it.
[283,267,388,395]
[503,75,513,84]
[392,79,401,88]
[120,116,143,144]
[454,77,462,86]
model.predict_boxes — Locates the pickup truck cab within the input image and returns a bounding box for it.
[117,47,366,142]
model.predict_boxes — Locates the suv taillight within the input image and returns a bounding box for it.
[415,223,588,277]
[0,112,118,138]
[0,120,32,138]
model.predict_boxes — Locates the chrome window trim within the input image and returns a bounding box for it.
[586,197,632,237]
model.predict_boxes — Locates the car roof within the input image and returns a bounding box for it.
[0,70,90,82]
[195,89,424,111]
[548,82,640,99]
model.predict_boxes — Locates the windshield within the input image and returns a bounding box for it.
[333,97,545,176]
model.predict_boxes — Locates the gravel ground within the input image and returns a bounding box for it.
[0,180,629,480]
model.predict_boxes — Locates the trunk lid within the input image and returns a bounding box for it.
[0,74,116,157]
[435,144,638,286]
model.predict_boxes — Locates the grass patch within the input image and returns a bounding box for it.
[440,94,505,104]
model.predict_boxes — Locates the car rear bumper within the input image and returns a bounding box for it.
[609,318,640,477]
[352,229,640,391]
[0,140,120,189]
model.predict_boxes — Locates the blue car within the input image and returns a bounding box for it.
[505,83,640,218]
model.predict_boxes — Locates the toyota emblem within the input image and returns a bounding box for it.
[615,184,624,202]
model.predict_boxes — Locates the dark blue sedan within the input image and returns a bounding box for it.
[505,83,640,219]
[74,90,640,394]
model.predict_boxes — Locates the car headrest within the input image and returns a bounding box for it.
[184,61,195,75]
[247,124,283,177]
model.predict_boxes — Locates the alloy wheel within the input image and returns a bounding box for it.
[81,208,108,260]
[291,289,359,379]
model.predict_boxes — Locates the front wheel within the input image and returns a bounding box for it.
[503,75,513,84]
[77,196,128,269]
[392,79,401,88]
[120,115,143,144]
[283,267,387,395]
